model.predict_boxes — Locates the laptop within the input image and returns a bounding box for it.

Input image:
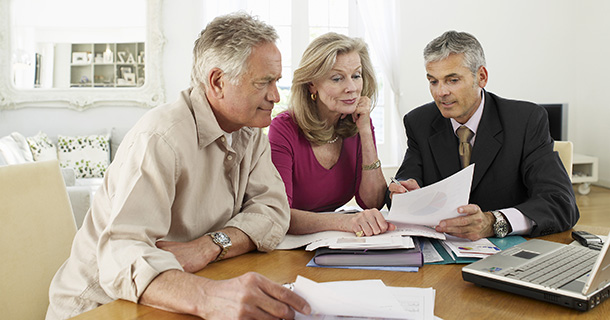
[462,232,610,311]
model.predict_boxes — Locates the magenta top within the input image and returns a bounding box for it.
[268,112,375,212]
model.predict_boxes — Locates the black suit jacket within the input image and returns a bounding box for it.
[392,91,579,237]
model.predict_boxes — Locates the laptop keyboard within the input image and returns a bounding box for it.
[505,245,599,289]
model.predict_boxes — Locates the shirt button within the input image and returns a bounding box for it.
[227,155,233,161]
[220,137,226,142]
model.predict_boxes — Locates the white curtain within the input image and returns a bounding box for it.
[356,0,406,166]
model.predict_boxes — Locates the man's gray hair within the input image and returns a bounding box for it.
[423,30,486,75]
[191,12,278,88]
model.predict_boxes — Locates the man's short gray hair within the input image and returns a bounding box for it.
[190,12,279,88]
[424,30,486,75]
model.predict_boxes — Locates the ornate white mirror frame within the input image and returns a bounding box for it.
[0,0,165,110]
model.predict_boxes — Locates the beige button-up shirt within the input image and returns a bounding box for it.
[47,87,290,319]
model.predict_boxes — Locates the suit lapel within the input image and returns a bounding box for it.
[429,115,461,178]
[471,92,503,190]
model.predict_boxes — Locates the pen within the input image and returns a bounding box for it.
[391,177,408,192]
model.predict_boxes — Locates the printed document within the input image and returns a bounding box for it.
[388,164,474,226]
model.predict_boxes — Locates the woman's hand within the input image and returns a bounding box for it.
[345,208,396,236]
[350,96,372,132]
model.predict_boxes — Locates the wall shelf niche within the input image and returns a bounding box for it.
[70,42,145,88]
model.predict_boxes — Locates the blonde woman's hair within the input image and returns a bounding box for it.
[289,32,377,145]
[191,12,278,88]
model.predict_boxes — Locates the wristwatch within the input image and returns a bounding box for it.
[491,210,509,238]
[362,159,381,170]
[207,231,232,262]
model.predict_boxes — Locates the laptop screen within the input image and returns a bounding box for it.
[583,231,610,295]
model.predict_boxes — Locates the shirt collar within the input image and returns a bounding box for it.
[186,86,254,149]
[451,90,485,138]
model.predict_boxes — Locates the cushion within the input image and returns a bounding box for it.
[0,132,34,165]
[57,133,111,178]
[27,131,58,161]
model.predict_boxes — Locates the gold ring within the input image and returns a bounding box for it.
[356,231,364,237]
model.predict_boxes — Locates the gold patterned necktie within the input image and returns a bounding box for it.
[457,125,474,168]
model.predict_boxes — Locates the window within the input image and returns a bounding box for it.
[201,0,398,167]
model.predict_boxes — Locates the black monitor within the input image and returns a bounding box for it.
[540,103,568,141]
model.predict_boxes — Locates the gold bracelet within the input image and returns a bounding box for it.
[362,159,381,170]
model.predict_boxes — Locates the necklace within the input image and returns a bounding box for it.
[326,135,339,144]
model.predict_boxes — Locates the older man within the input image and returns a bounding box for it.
[47,13,310,319]
[389,31,578,240]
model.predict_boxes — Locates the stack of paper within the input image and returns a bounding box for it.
[292,276,436,320]
[308,233,415,251]
[276,223,445,251]
[277,165,475,253]
[312,238,423,267]
[441,237,500,259]
[422,235,527,265]
[419,238,445,263]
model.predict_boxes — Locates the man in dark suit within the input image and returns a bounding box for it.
[388,31,578,240]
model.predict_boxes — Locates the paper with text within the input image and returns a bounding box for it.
[388,164,474,226]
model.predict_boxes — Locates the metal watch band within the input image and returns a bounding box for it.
[208,232,231,262]
[491,210,509,238]
[363,159,381,170]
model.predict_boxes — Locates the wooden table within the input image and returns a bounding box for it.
[72,225,609,319]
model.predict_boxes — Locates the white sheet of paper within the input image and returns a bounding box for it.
[292,276,435,319]
[293,276,404,318]
[392,223,447,240]
[276,231,354,250]
[388,286,436,320]
[388,164,474,226]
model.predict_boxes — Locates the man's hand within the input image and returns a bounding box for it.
[140,270,311,319]
[198,272,311,319]
[434,204,495,240]
[157,236,218,273]
[388,178,420,199]
[345,209,396,237]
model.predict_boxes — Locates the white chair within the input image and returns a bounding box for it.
[553,141,573,180]
[0,160,77,320]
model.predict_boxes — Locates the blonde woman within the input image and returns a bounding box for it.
[269,32,393,236]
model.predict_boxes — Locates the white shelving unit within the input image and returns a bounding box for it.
[70,42,145,88]
[572,153,599,195]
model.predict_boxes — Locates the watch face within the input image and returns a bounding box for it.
[212,232,231,246]
[496,224,509,237]
[492,211,509,237]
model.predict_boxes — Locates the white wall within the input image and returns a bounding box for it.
[1,0,609,187]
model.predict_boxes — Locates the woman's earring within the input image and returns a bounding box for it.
[310,92,317,101]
